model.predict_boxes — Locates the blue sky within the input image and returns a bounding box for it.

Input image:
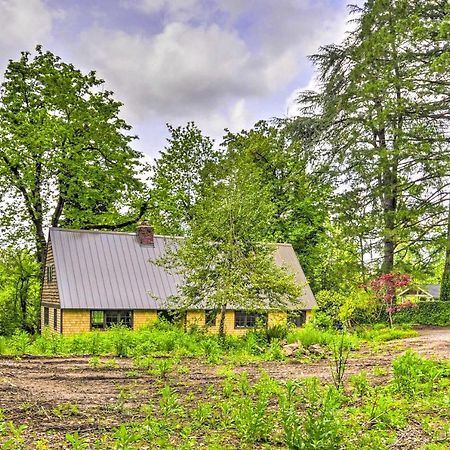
[0,0,353,158]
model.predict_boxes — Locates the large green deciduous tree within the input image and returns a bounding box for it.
[149,122,221,236]
[295,0,450,275]
[223,121,330,291]
[0,47,146,265]
[159,155,301,338]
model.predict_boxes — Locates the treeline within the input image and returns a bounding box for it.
[1,0,450,333]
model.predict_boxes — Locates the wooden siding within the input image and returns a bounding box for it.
[41,239,60,306]
[186,310,205,328]
[133,310,158,330]
[41,305,62,333]
[62,310,90,335]
[58,308,313,336]
[268,311,288,327]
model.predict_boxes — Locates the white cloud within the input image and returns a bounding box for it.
[77,21,296,122]
[75,0,349,126]
[286,77,320,118]
[0,0,55,64]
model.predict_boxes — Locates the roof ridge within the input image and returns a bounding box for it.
[49,227,293,246]
[49,227,183,239]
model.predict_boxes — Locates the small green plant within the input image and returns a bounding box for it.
[279,378,343,450]
[113,424,141,449]
[191,402,213,426]
[152,359,173,379]
[89,356,102,368]
[349,371,371,398]
[104,358,120,369]
[159,385,183,418]
[372,366,387,377]
[110,325,132,357]
[233,391,273,443]
[10,331,30,355]
[330,332,350,390]
[177,366,190,374]
[65,432,89,450]
[52,402,80,418]
[392,350,444,397]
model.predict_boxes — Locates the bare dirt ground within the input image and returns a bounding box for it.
[0,327,449,448]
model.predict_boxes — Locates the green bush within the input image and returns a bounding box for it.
[356,325,417,342]
[392,350,446,397]
[393,301,450,326]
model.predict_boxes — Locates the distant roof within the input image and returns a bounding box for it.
[424,284,440,299]
[49,228,317,311]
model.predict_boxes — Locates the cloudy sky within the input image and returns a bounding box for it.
[0,0,353,158]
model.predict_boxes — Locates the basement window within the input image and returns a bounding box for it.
[91,310,133,330]
[234,311,267,329]
[287,311,306,328]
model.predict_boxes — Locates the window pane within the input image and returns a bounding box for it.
[287,311,306,327]
[44,307,49,326]
[53,309,58,330]
[157,310,179,323]
[105,310,132,328]
[235,311,267,328]
[205,310,218,326]
[91,311,104,325]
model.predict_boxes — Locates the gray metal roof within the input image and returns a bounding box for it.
[424,284,440,299]
[50,228,317,310]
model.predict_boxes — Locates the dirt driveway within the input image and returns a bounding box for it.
[0,327,449,447]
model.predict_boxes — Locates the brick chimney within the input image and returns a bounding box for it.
[136,222,154,246]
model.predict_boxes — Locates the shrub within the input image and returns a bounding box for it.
[393,301,450,326]
[392,350,445,397]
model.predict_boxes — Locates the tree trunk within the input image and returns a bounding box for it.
[34,224,47,267]
[381,158,398,274]
[218,304,227,343]
[441,200,450,301]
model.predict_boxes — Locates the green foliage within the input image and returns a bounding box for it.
[393,301,450,326]
[315,288,381,327]
[0,46,146,264]
[2,350,449,448]
[65,432,89,450]
[330,332,350,390]
[392,350,447,398]
[356,325,418,342]
[279,378,343,450]
[0,249,40,335]
[158,149,301,338]
[223,121,330,292]
[148,122,221,235]
[287,323,360,350]
[440,267,450,301]
[295,0,450,274]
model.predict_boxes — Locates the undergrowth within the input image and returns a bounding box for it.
[0,352,448,449]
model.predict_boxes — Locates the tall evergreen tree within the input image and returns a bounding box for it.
[295,0,450,274]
